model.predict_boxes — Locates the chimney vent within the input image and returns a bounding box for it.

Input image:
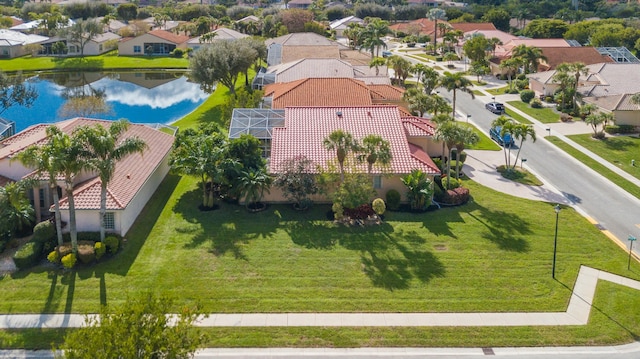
[336,111,343,117]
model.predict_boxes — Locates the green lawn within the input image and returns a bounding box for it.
[0,52,188,72]
[507,101,560,124]
[497,165,543,186]
[505,109,533,124]
[485,86,509,96]
[1,174,640,347]
[460,122,501,151]
[547,137,640,200]
[567,134,640,181]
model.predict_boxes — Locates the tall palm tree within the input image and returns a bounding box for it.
[357,134,392,174]
[16,141,65,246]
[431,114,455,164]
[511,44,547,74]
[403,89,431,117]
[427,8,447,55]
[369,56,386,76]
[74,119,147,242]
[553,63,576,110]
[386,55,412,85]
[569,62,589,113]
[499,57,522,92]
[323,129,358,183]
[511,124,536,170]
[46,126,84,253]
[362,18,389,57]
[491,116,515,168]
[440,71,475,117]
[419,66,441,95]
[451,125,479,180]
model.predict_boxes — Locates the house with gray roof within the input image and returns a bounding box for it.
[0,29,48,58]
[186,28,249,52]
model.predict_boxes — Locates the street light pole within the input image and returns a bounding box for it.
[552,204,561,279]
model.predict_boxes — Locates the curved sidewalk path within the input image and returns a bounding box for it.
[1,266,639,329]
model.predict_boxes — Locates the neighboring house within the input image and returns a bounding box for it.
[253,58,391,89]
[489,38,571,75]
[528,63,640,126]
[265,32,350,66]
[329,16,363,38]
[260,106,440,203]
[0,118,175,236]
[455,29,518,59]
[70,32,121,56]
[537,47,613,72]
[287,0,313,8]
[118,29,189,56]
[262,78,404,109]
[0,29,48,58]
[186,27,249,52]
[236,15,261,24]
[390,20,495,37]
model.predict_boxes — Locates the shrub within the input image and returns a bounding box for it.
[103,236,120,254]
[13,242,43,270]
[344,204,375,220]
[47,250,60,264]
[605,125,635,134]
[530,98,543,108]
[544,96,553,103]
[372,198,386,216]
[506,88,520,94]
[170,48,184,58]
[442,186,470,205]
[332,202,344,220]
[517,73,527,81]
[95,241,106,260]
[31,221,55,244]
[515,79,529,90]
[432,158,443,171]
[57,243,73,258]
[385,189,401,210]
[520,90,535,103]
[77,241,96,264]
[61,253,77,269]
[443,177,460,190]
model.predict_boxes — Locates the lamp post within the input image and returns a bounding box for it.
[552,204,561,279]
[629,235,637,270]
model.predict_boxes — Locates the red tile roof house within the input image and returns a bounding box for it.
[0,118,175,236]
[260,106,440,203]
[118,29,189,56]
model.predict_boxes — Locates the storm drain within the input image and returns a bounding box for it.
[482,347,495,355]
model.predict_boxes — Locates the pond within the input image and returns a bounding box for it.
[3,70,209,132]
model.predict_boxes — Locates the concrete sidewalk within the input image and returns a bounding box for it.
[1,266,639,329]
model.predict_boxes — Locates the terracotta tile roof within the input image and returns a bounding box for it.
[408,142,439,170]
[269,106,439,175]
[265,78,374,108]
[390,20,494,37]
[538,47,613,71]
[368,84,405,101]
[402,117,436,137]
[0,118,173,211]
[450,22,496,33]
[147,29,189,44]
[57,119,174,210]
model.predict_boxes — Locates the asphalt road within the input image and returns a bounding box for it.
[439,89,640,258]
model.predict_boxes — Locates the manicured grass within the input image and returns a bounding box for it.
[567,134,640,181]
[505,109,533,124]
[472,90,484,96]
[507,101,560,124]
[497,165,543,186]
[486,86,509,96]
[460,122,501,151]
[547,137,640,200]
[471,81,487,87]
[0,52,188,72]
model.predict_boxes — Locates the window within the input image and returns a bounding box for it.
[39,188,45,208]
[133,45,141,53]
[104,212,115,230]
[373,176,382,189]
[99,44,103,51]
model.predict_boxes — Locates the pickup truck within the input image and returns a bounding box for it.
[490,126,515,147]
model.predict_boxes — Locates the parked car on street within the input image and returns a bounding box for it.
[382,51,392,58]
[490,126,514,147]
[485,101,505,115]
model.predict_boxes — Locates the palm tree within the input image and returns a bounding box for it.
[427,95,452,117]
[401,169,433,211]
[440,71,475,117]
[386,55,412,85]
[419,66,441,95]
[451,125,479,180]
[511,124,536,170]
[0,180,35,239]
[369,56,386,76]
[427,8,447,55]
[553,63,576,110]
[46,126,84,253]
[323,129,358,183]
[357,134,392,174]
[74,119,147,242]
[491,116,515,168]
[487,37,503,58]
[511,44,547,74]
[569,62,589,113]
[362,18,389,57]
[499,57,522,92]
[431,114,455,164]
[631,92,640,106]
[403,89,431,117]
[16,141,65,246]
[238,168,272,211]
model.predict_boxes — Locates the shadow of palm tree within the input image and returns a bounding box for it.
[172,188,279,260]
[603,136,638,152]
[467,202,532,252]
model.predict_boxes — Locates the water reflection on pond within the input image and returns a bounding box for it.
[3,70,209,132]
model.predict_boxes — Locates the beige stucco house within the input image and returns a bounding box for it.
[118,29,189,56]
[0,118,175,236]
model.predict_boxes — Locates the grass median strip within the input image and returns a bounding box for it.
[507,101,559,124]
[567,134,640,182]
[547,136,640,200]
